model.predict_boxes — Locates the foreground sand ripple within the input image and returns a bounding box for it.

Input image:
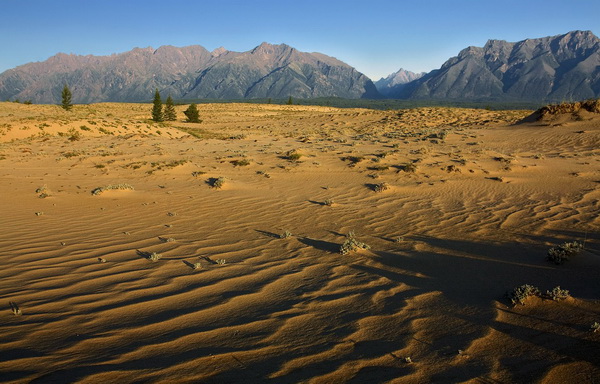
[1,103,599,382]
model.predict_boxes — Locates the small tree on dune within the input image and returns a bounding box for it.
[184,103,201,123]
[151,89,163,122]
[287,96,293,105]
[163,95,177,121]
[61,84,73,111]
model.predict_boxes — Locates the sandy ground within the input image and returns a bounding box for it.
[0,102,599,383]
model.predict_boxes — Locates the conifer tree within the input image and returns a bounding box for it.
[151,89,163,122]
[163,95,177,121]
[61,84,73,111]
[183,103,201,123]
[286,96,293,105]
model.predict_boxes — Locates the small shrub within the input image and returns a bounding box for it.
[91,183,134,195]
[373,182,390,192]
[340,231,371,255]
[9,301,22,316]
[231,159,250,167]
[368,165,390,171]
[343,155,364,167]
[79,125,92,131]
[547,241,582,264]
[34,211,44,216]
[98,257,107,263]
[285,150,302,162]
[545,286,570,301]
[280,231,292,239]
[208,177,225,189]
[215,259,226,265]
[399,163,417,173]
[36,185,50,198]
[591,322,600,333]
[148,252,162,262]
[192,262,202,270]
[323,199,334,206]
[507,284,540,305]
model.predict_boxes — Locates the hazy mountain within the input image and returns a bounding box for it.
[0,43,379,103]
[374,68,425,96]
[390,30,600,102]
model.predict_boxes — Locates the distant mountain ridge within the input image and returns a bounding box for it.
[0,43,379,103]
[389,30,600,101]
[374,68,425,96]
[1,31,599,104]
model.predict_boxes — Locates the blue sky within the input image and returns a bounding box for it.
[1,0,599,80]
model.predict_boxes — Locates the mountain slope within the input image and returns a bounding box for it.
[0,43,379,103]
[390,30,600,101]
[374,68,425,96]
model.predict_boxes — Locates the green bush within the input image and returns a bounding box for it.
[507,284,540,305]
[547,241,582,264]
[340,232,370,255]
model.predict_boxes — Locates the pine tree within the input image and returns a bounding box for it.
[286,96,293,105]
[151,89,163,122]
[163,95,177,121]
[61,84,73,111]
[184,103,201,123]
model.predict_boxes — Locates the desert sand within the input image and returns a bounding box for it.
[0,101,599,383]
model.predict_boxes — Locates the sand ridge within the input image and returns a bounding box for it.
[0,102,599,383]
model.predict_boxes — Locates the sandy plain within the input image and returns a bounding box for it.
[0,101,599,383]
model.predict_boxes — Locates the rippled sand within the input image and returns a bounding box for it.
[1,102,599,383]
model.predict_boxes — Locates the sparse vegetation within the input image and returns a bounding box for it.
[545,286,570,301]
[591,322,600,333]
[285,150,302,162]
[343,155,364,167]
[546,241,582,265]
[91,183,135,195]
[231,159,250,167]
[137,250,162,262]
[373,182,390,192]
[280,230,292,239]
[208,177,225,189]
[399,162,417,173]
[9,301,22,316]
[507,284,540,305]
[36,185,50,198]
[340,231,371,255]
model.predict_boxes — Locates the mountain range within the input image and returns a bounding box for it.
[393,30,600,102]
[0,43,378,103]
[0,30,598,103]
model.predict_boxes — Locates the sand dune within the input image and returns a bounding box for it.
[1,102,599,383]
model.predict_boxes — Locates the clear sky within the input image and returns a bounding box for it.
[1,0,599,80]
